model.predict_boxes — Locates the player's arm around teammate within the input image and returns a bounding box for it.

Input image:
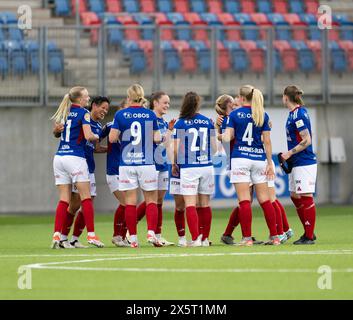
[109,84,162,248]
[218,86,280,246]
[280,86,317,245]
[51,87,102,249]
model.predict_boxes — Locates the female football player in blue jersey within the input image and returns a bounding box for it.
[135,92,175,246]
[280,85,317,245]
[51,87,103,249]
[172,92,217,247]
[109,84,163,248]
[215,94,293,245]
[218,85,280,246]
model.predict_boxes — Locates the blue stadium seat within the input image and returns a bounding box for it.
[0,27,4,41]
[267,13,285,24]
[0,49,8,77]
[55,0,71,16]
[89,0,105,14]
[257,0,272,14]
[11,49,27,75]
[230,47,248,72]
[108,27,124,46]
[224,0,241,13]
[121,40,139,56]
[175,21,192,41]
[197,48,211,72]
[275,22,291,41]
[99,13,119,24]
[298,48,315,72]
[167,13,184,24]
[333,14,350,25]
[308,26,321,41]
[341,23,353,41]
[256,40,281,72]
[234,13,252,24]
[8,24,23,41]
[200,13,218,24]
[163,48,181,73]
[134,15,154,40]
[47,41,58,52]
[223,41,241,50]
[161,40,173,50]
[124,0,140,13]
[290,40,307,50]
[3,40,21,52]
[158,0,173,13]
[48,49,64,74]
[130,48,146,73]
[190,0,207,14]
[289,0,304,14]
[23,40,39,73]
[189,40,207,51]
[242,21,259,40]
[330,47,347,72]
[299,14,317,25]
[0,12,17,24]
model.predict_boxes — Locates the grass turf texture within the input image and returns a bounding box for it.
[0,206,352,300]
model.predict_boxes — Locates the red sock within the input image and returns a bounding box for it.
[113,205,125,237]
[196,207,204,236]
[198,207,212,241]
[174,209,185,237]
[73,210,85,237]
[291,196,305,228]
[301,196,316,240]
[260,201,278,237]
[186,206,199,241]
[122,222,128,239]
[223,207,240,237]
[54,200,69,233]
[238,200,252,238]
[276,199,290,232]
[272,201,284,235]
[125,205,137,236]
[156,204,163,235]
[137,201,147,222]
[61,211,75,236]
[81,198,95,233]
[146,203,158,233]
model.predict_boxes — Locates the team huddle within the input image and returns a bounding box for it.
[50,83,317,249]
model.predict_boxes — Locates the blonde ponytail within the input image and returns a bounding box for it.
[239,85,265,127]
[251,88,265,127]
[127,84,147,106]
[51,86,86,123]
[51,94,71,123]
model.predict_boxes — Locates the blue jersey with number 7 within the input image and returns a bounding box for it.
[112,106,159,166]
[56,105,91,158]
[226,106,271,161]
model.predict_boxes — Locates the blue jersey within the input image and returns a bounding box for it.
[101,122,120,175]
[220,115,234,170]
[173,113,215,168]
[226,106,271,161]
[84,119,103,174]
[286,106,317,167]
[56,105,91,158]
[154,117,168,172]
[112,106,159,166]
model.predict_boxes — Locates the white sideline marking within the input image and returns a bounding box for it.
[2,249,353,259]
[18,250,353,274]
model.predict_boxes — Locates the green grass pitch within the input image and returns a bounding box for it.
[0,206,353,300]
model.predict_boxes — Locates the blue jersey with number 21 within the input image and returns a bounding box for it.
[227,106,271,161]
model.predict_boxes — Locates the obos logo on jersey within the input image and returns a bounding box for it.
[123,112,132,119]
[237,112,251,119]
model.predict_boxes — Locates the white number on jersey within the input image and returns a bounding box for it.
[242,123,254,146]
[61,119,72,142]
[131,121,142,145]
[189,127,208,152]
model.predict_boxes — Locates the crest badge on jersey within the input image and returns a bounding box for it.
[84,113,91,122]
[123,112,132,119]
[185,119,193,125]
[295,120,304,128]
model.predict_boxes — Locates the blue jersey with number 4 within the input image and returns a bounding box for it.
[286,106,316,167]
[173,113,215,168]
[56,105,91,158]
[227,106,270,161]
[112,106,159,166]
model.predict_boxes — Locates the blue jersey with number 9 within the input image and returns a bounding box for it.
[56,105,91,158]
[112,106,159,166]
[227,106,271,161]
